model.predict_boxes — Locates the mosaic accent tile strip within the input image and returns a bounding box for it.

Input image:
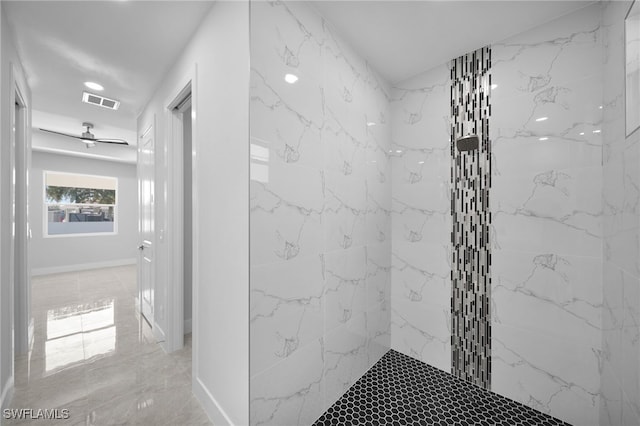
[313,350,570,426]
[450,46,492,389]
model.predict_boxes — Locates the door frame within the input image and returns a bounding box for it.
[11,63,31,358]
[164,66,197,354]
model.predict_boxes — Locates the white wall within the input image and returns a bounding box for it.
[29,151,137,274]
[0,2,31,409]
[137,2,249,424]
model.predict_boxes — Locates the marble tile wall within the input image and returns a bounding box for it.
[248,2,637,425]
[390,63,452,373]
[391,4,605,425]
[600,1,640,425]
[491,5,604,425]
[248,2,391,425]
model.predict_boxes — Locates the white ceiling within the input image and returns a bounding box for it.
[3,0,594,147]
[3,0,214,135]
[312,1,594,83]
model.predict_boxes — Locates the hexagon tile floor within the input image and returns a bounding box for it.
[313,350,570,426]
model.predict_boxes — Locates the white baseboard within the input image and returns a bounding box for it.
[1,376,15,410]
[32,258,136,276]
[184,318,193,334]
[193,377,236,425]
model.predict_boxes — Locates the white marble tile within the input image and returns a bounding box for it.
[602,144,639,234]
[622,400,640,426]
[365,243,391,312]
[250,1,324,128]
[492,324,601,426]
[491,76,603,148]
[602,263,625,365]
[493,166,602,222]
[365,307,390,365]
[322,113,368,179]
[249,1,392,422]
[322,26,389,149]
[621,270,640,420]
[365,205,391,247]
[390,64,450,151]
[365,119,392,171]
[323,171,367,252]
[250,164,324,266]
[250,338,325,426]
[492,5,601,100]
[250,254,324,375]
[366,147,391,216]
[250,77,323,170]
[492,249,602,335]
[492,211,601,257]
[391,243,449,306]
[390,301,450,373]
[603,143,640,276]
[324,313,369,407]
[492,133,602,178]
[601,3,640,421]
[324,247,368,333]
[391,199,450,246]
[390,148,451,190]
[322,70,368,148]
[600,359,623,426]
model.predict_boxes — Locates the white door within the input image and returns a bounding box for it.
[138,125,155,325]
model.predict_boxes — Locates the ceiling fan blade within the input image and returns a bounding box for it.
[39,128,85,140]
[94,138,129,145]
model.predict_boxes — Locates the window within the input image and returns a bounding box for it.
[44,171,118,236]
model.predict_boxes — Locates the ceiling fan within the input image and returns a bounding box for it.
[39,122,129,147]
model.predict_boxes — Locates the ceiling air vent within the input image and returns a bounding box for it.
[82,91,120,111]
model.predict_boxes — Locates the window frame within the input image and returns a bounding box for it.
[43,170,119,238]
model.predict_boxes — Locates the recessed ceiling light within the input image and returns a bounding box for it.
[579,132,585,135]
[367,122,376,127]
[599,105,603,109]
[593,129,601,133]
[395,150,402,153]
[535,117,548,122]
[491,84,498,90]
[539,137,549,141]
[418,161,425,164]
[84,81,104,91]
[284,74,298,84]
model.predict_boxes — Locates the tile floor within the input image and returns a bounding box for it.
[6,265,211,426]
[313,350,570,426]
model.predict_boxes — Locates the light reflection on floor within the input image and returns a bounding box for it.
[44,299,116,373]
[7,265,211,426]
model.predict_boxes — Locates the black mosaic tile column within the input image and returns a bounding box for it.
[450,46,492,389]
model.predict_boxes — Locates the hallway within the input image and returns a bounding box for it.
[6,266,210,425]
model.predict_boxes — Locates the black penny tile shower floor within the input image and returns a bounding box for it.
[313,350,570,426]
